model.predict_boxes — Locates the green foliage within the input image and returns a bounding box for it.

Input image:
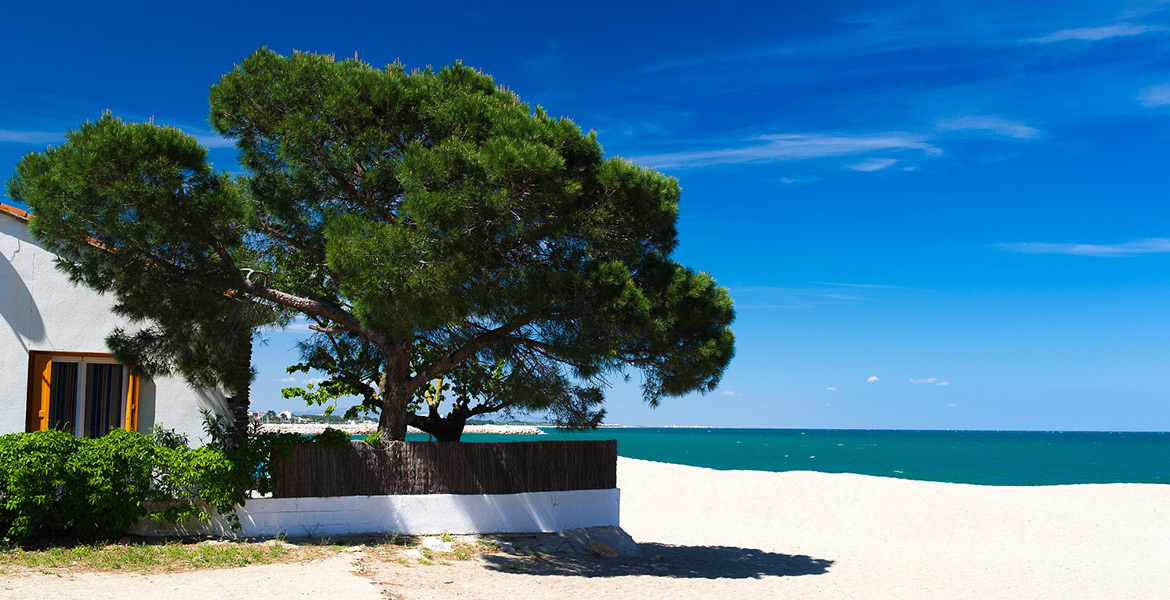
[6,115,271,391]
[65,429,158,540]
[312,427,351,449]
[8,48,737,442]
[0,424,357,544]
[362,433,384,449]
[0,430,78,540]
[0,430,227,543]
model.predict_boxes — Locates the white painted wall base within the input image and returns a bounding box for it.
[133,488,620,538]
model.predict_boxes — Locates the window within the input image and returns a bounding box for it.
[27,352,139,436]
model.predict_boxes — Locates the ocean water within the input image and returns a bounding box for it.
[407,428,1170,486]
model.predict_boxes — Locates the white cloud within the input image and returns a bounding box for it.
[279,376,297,383]
[1001,238,1170,257]
[304,377,326,385]
[779,176,822,185]
[909,377,938,384]
[1030,23,1163,43]
[935,116,1040,140]
[720,390,743,396]
[631,132,941,169]
[866,376,880,383]
[848,158,899,172]
[937,380,950,386]
[1139,84,1170,108]
[825,387,837,392]
[0,129,62,144]
[190,133,237,149]
[282,319,317,332]
[945,403,959,408]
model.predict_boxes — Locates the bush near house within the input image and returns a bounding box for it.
[0,426,347,544]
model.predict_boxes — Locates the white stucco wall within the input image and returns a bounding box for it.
[0,212,227,443]
[132,488,622,538]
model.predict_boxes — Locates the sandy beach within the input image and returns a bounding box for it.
[5,457,1169,599]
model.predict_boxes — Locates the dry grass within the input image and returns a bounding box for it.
[0,539,339,575]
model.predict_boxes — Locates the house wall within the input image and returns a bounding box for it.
[0,213,226,443]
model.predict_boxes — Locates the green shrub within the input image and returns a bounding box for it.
[312,427,350,449]
[66,429,157,540]
[0,422,359,544]
[0,428,248,543]
[0,430,79,540]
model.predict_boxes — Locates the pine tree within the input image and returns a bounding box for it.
[8,49,736,442]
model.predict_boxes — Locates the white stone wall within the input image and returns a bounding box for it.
[0,214,226,443]
[132,488,622,537]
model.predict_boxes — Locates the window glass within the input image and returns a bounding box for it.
[48,362,78,432]
[84,363,123,438]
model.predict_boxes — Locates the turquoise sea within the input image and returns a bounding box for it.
[407,428,1170,486]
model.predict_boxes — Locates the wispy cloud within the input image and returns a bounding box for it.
[825,387,838,392]
[733,280,916,309]
[189,133,237,149]
[945,403,959,408]
[282,320,317,333]
[0,129,63,144]
[732,285,866,309]
[910,377,950,386]
[630,133,941,170]
[1030,23,1164,43]
[779,176,822,185]
[720,390,742,397]
[848,158,899,172]
[279,376,297,383]
[812,281,906,290]
[866,376,880,383]
[1139,83,1170,107]
[1001,238,1170,257]
[935,115,1041,140]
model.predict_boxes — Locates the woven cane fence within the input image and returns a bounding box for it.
[269,440,617,498]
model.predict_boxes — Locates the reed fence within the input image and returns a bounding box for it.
[269,440,617,497]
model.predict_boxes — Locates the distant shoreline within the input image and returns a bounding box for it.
[258,423,544,436]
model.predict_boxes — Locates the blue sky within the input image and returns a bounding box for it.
[3,0,1169,430]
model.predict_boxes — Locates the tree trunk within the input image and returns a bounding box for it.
[378,345,413,443]
[225,330,253,450]
[409,411,468,442]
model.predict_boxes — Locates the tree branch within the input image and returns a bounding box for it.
[408,313,540,388]
[238,280,386,347]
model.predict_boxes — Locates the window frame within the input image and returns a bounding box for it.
[26,351,140,436]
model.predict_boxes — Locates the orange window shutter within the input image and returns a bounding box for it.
[124,375,140,432]
[28,354,52,432]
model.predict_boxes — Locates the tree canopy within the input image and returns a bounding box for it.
[8,48,735,442]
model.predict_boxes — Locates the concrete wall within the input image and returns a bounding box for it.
[132,488,621,538]
[0,214,226,443]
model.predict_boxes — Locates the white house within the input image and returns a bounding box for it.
[1,203,227,443]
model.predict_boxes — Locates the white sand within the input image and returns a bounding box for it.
[5,457,1169,599]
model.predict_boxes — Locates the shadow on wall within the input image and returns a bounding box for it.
[481,543,834,579]
[0,252,46,349]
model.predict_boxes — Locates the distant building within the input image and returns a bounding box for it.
[1,204,231,443]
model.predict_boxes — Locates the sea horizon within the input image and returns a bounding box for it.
[436,427,1170,486]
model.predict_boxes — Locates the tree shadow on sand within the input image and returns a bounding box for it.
[480,543,833,580]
